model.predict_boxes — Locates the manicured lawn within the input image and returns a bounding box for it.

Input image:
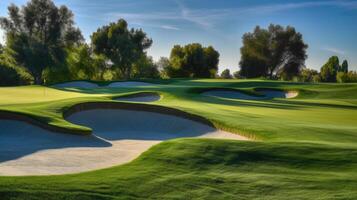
[1,79,357,199]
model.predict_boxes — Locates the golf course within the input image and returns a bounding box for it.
[1,0,357,199]
[0,79,356,199]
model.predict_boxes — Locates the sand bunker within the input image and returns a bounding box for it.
[203,89,298,100]
[202,90,262,100]
[0,109,247,176]
[108,81,155,88]
[115,93,160,102]
[53,81,99,89]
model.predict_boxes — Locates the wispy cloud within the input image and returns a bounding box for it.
[104,0,357,30]
[322,46,346,55]
[160,25,180,30]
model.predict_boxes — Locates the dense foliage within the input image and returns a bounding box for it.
[220,69,232,79]
[0,48,33,85]
[91,19,153,79]
[320,56,340,82]
[164,43,219,78]
[0,0,83,84]
[239,24,308,79]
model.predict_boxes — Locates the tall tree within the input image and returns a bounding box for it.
[320,56,340,82]
[341,60,348,73]
[239,24,308,79]
[167,43,219,78]
[0,0,83,84]
[91,19,152,79]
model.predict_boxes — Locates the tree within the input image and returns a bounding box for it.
[0,48,33,85]
[167,43,219,78]
[299,68,318,82]
[156,57,171,78]
[340,60,348,73]
[220,69,232,79]
[131,55,160,79]
[0,0,83,84]
[91,19,152,79]
[233,71,241,79]
[66,44,98,80]
[239,24,308,79]
[320,56,340,82]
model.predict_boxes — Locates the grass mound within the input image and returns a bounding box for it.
[0,139,356,199]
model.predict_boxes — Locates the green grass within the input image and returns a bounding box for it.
[1,79,357,199]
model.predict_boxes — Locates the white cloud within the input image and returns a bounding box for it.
[322,46,346,55]
[160,25,180,30]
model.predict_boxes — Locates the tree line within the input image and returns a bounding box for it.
[0,0,356,86]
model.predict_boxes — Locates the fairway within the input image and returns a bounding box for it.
[0,79,357,199]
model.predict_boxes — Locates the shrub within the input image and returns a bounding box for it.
[0,53,33,85]
[220,69,233,79]
[336,72,348,83]
[299,68,319,82]
[312,74,322,83]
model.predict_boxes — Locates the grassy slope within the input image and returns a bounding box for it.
[0,79,357,199]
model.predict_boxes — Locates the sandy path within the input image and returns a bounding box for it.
[0,109,248,176]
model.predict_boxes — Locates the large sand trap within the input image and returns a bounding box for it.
[115,93,160,102]
[203,89,298,100]
[108,81,155,88]
[0,109,247,176]
[53,81,99,89]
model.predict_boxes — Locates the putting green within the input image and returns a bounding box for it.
[0,79,357,199]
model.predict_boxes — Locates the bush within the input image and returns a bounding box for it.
[299,68,319,82]
[233,71,241,79]
[220,69,232,79]
[0,49,33,85]
[0,53,33,85]
[131,55,160,79]
[336,72,348,83]
[312,74,322,83]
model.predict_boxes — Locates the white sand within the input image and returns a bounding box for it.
[53,81,99,89]
[115,93,161,102]
[259,90,298,99]
[108,81,155,88]
[0,109,248,176]
[203,89,298,100]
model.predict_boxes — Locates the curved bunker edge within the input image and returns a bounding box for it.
[114,92,161,102]
[201,88,299,100]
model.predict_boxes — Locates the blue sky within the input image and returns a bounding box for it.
[1,0,357,72]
